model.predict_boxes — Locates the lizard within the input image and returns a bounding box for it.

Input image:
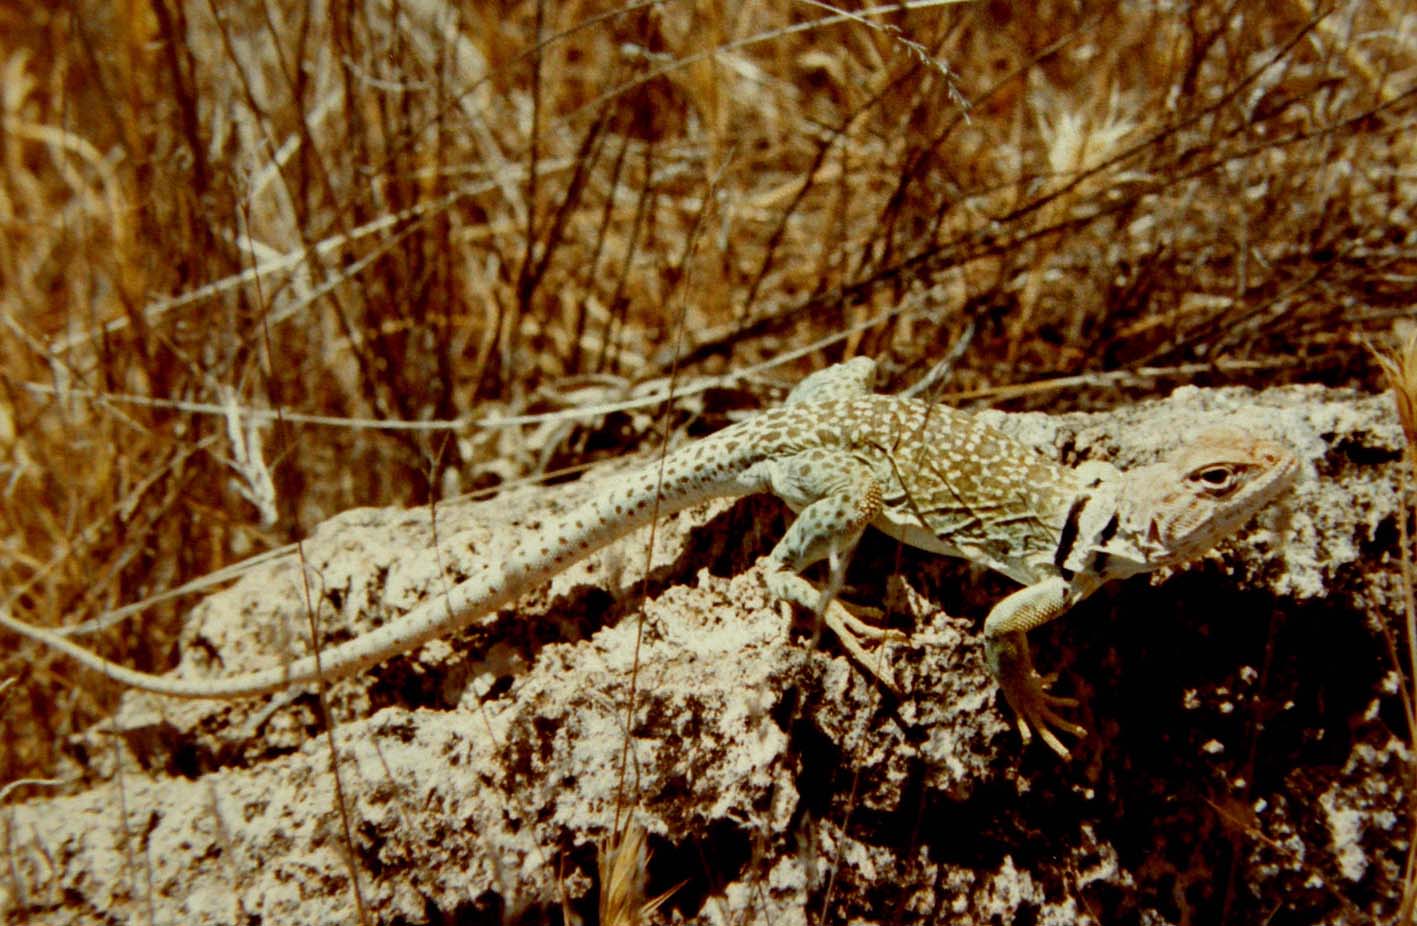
[0,358,1299,757]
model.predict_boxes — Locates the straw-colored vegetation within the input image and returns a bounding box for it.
[2,0,1414,920]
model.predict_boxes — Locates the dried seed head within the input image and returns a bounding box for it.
[1372,323,1417,450]
[597,820,679,926]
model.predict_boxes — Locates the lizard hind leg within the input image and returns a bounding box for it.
[759,461,905,690]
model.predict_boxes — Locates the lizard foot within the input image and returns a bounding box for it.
[988,631,1086,759]
[763,566,904,693]
[831,603,906,643]
[830,598,891,627]
[998,666,1086,760]
[822,600,903,694]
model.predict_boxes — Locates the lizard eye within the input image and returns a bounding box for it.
[1191,465,1238,495]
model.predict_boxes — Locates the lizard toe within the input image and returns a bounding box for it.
[1002,671,1087,758]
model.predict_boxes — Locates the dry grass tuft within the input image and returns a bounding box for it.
[597,819,678,926]
[1375,324,1417,450]
[1373,323,1417,923]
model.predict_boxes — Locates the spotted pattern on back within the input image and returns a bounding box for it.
[666,394,1084,583]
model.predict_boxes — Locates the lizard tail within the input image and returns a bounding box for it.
[0,437,761,699]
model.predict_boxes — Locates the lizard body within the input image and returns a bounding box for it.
[0,359,1299,755]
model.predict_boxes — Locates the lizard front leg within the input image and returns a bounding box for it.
[983,577,1089,758]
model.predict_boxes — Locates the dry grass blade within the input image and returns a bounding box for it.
[1371,324,1417,924]
[598,820,679,926]
[1373,326,1417,451]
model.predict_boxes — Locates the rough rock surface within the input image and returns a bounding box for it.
[1,384,1408,925]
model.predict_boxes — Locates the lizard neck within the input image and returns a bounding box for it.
[1048,462,1146,585]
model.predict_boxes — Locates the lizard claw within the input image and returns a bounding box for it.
[833,598,886,624]
[832,605,907,645]
[822,600,904,694]
[1008,673,1087,759]
[761,566,905,693]
[989,633,1087,759]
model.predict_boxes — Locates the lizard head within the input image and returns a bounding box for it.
[1116,428,1300,570]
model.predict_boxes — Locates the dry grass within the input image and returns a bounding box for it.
[596,818,678,926]
[0,0,1415,915]
[1373,324,1417,922]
